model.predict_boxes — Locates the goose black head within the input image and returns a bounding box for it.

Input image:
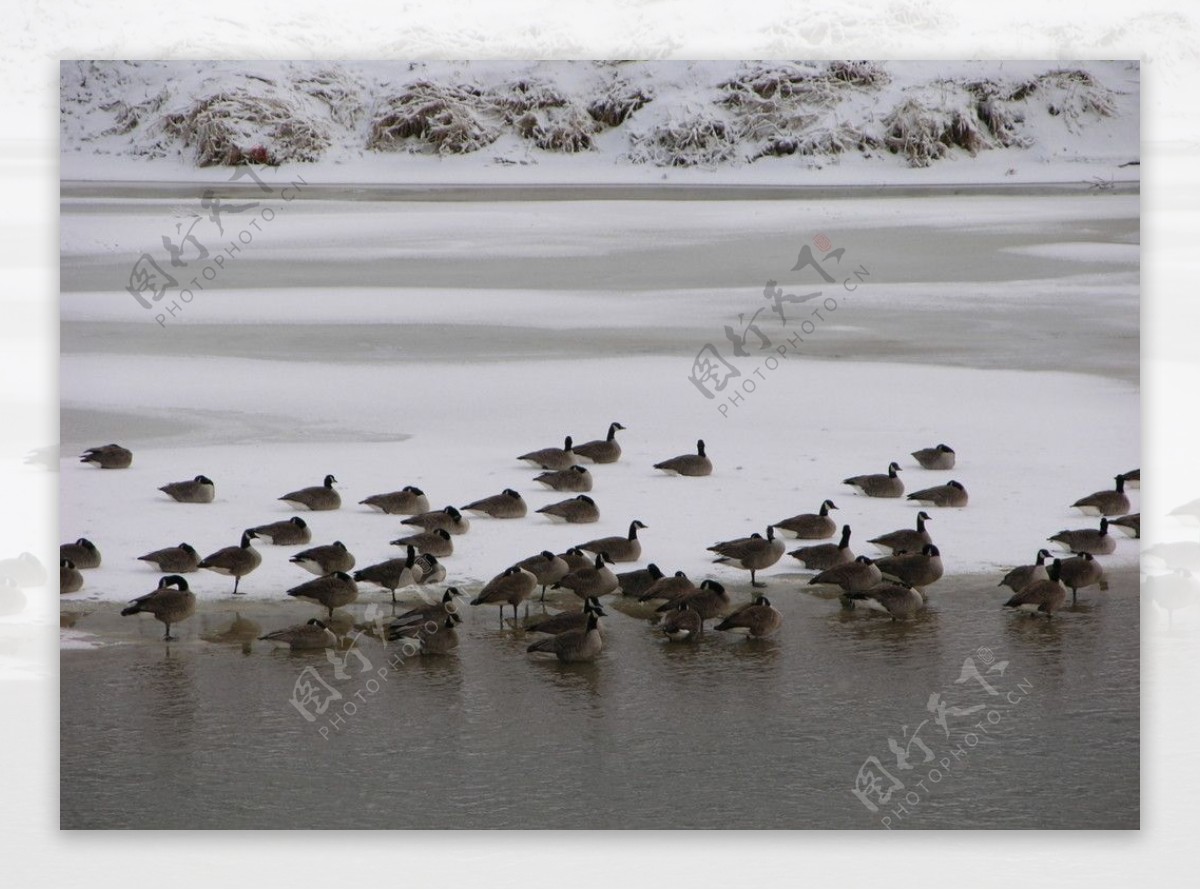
[540,550,555,561]
[629,520,647,537]
[405,485,425,495]
[948,481,965,490]
[195,474,213,485]
[445,506,462,520]
[578,495,595,504]
[1036,548,1052,561]
[572,466,588,475]
[160,574,188,590]
[504,488,520,498]
[77,538,96,550]
[290,517,307,528]
[307,618,327,628]
[938,444,954,453]
[647,563,664,579]
[563,436,574,450]
[596,552,613,566]
[887,462,901,475]
[756,595,771,606]
[323,475,337,487]
[332,540,346,550]
[61,558,74,569]
[586,611,600,630]
[1099,518,1110,533]
[924,544,940,557]
[696,439,707,456]
[333,571,353,581]
[916,511,932,522]
[855,556,874,565]
[821,499,838,513]
[241,530,258,545]
[608,422,626,438]
[434,529,451,541]
[180,543,198,554]
[701,579,725,593]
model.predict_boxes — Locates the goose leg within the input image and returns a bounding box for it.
[233,576,242,595]
[751,569,765,589]
[163,622,173,641]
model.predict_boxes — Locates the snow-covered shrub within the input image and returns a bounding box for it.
[587,81,652,127]
[160,89,331,166]
[294,67,366,128]
[515,105,598,152]
[628,111,739,167]
[368,82,499,155]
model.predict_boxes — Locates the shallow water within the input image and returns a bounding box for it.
[61,570,1138,829]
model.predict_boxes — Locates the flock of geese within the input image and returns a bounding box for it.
[66,431,1139,662]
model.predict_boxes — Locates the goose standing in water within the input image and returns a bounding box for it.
[526,611,603,662]
[846,584,924,621]
[875,544,944,589]
[287,571,359,618]
[772,500,838,540]
[516,550,570,601]
[715,595,783,638]
[1057,552,1107,604]
[843,462,904,498]
[1071,474,1132,517]
[573,422,626,464]
[121,575,196,640]
[809,556,883,593]
[1004,560,1068,617]
[790,525,854,571]
[279,474,341,511]
[707,526,785,587]
[911,444,955,470]
[158,474,215,504]
[518,436,576,471]
[653,439,712,477]
[999,549,1053,593]
[198,531,261,594]
[472,566,539,626]
[661,603,703,642]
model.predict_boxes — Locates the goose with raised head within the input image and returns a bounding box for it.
[573,422,626,464]
[906,480,968,508]
[577,520,647,563]
[552,552,619,600]
[911,443,956,470]
[616,563,663,599]
[472,566,539,626]
[461,488,528,519]
[359,486,429,516]
[654,439,712,477]
[772,500,838,540]
[120,575,195,640]
[137,542,200,573]
[250,517,311,546]
[259,618,337,650]
[847,584,925,621]
[1072,474,1132,517]
[707,526,785,587]
[790,525,854,571]
[60,559,83,594]
[1049,518,1116,556]
[534,466,593,493]
[354,546,420,602]
[537,495,600,524]
[843,462,903,498]
[809,556,883,594]
[198,531,261,594]
[1004,561,1067,617]
[999,549,1052,593]
[526,611,603,662]
[279,474,341,511]
[868,513,932,556]
[518,435,576,471]
[715,595,783,638]
[80,443,132,469]
[290,540,355,576]
[401,506,470,535]
[875,544,944,589]
[60,538,101,569]
[158,474,215,504]
[390,528,454,558]
[287,571,358,618]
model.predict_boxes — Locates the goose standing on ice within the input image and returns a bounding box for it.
[707,526,785,587]
[121,575,196,640]
[199,531,262,594]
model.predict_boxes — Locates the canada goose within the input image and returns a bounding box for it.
[616,563,664,598]
[60,537,101,569]
[715,595,783,637]
[137,543,200,573]
[844,462,903,498]
[199,531,262,594]
[790,525,854,571]
[537,495,599,524]
[772,500,838,539]
[526,610,604,662]
[846,584,924,621]
[1110,513,1140,539]
[573,422,626,464]
[654,439,712,477]
[655,579,730,623]
[461,488,528,518]
[999,549,1052,593]
[1072,474,1131,517]
[559,548,593,573]
[906,480,968,508]
[1004,561,1067,617]
[389,588,463,635]
[354,546,420,602]
[875,544,944,589]
[1057,552,1106,604]
[577,520,647,563]
[472,566,539,626]
[401,506,470,535]
[911,444,955,470]
[868,513,933,556]
[661,603,703,641]
[393,616,461,656]
[359,486,429,516]
[415,554,446,585]
[80,443,133,469]
[707,526,785,587]
[1122,468,1140,489]
[287,571,358,618]
[390,528,454,558]
[552,552,619,600]
[250,517,311,546]
[279,474,341,511]
[60,559,83,594]
[526,598,606,636]
[1049,518,1116,556]
[158,474,215,504]
[259,618,337,650]
[120,575,196,640]
[516,550,570,601]
[534,466,593,493]
[518,436,576,471]
[290,540,355,576]
[809,556,883,593]
[638,570,696,604]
